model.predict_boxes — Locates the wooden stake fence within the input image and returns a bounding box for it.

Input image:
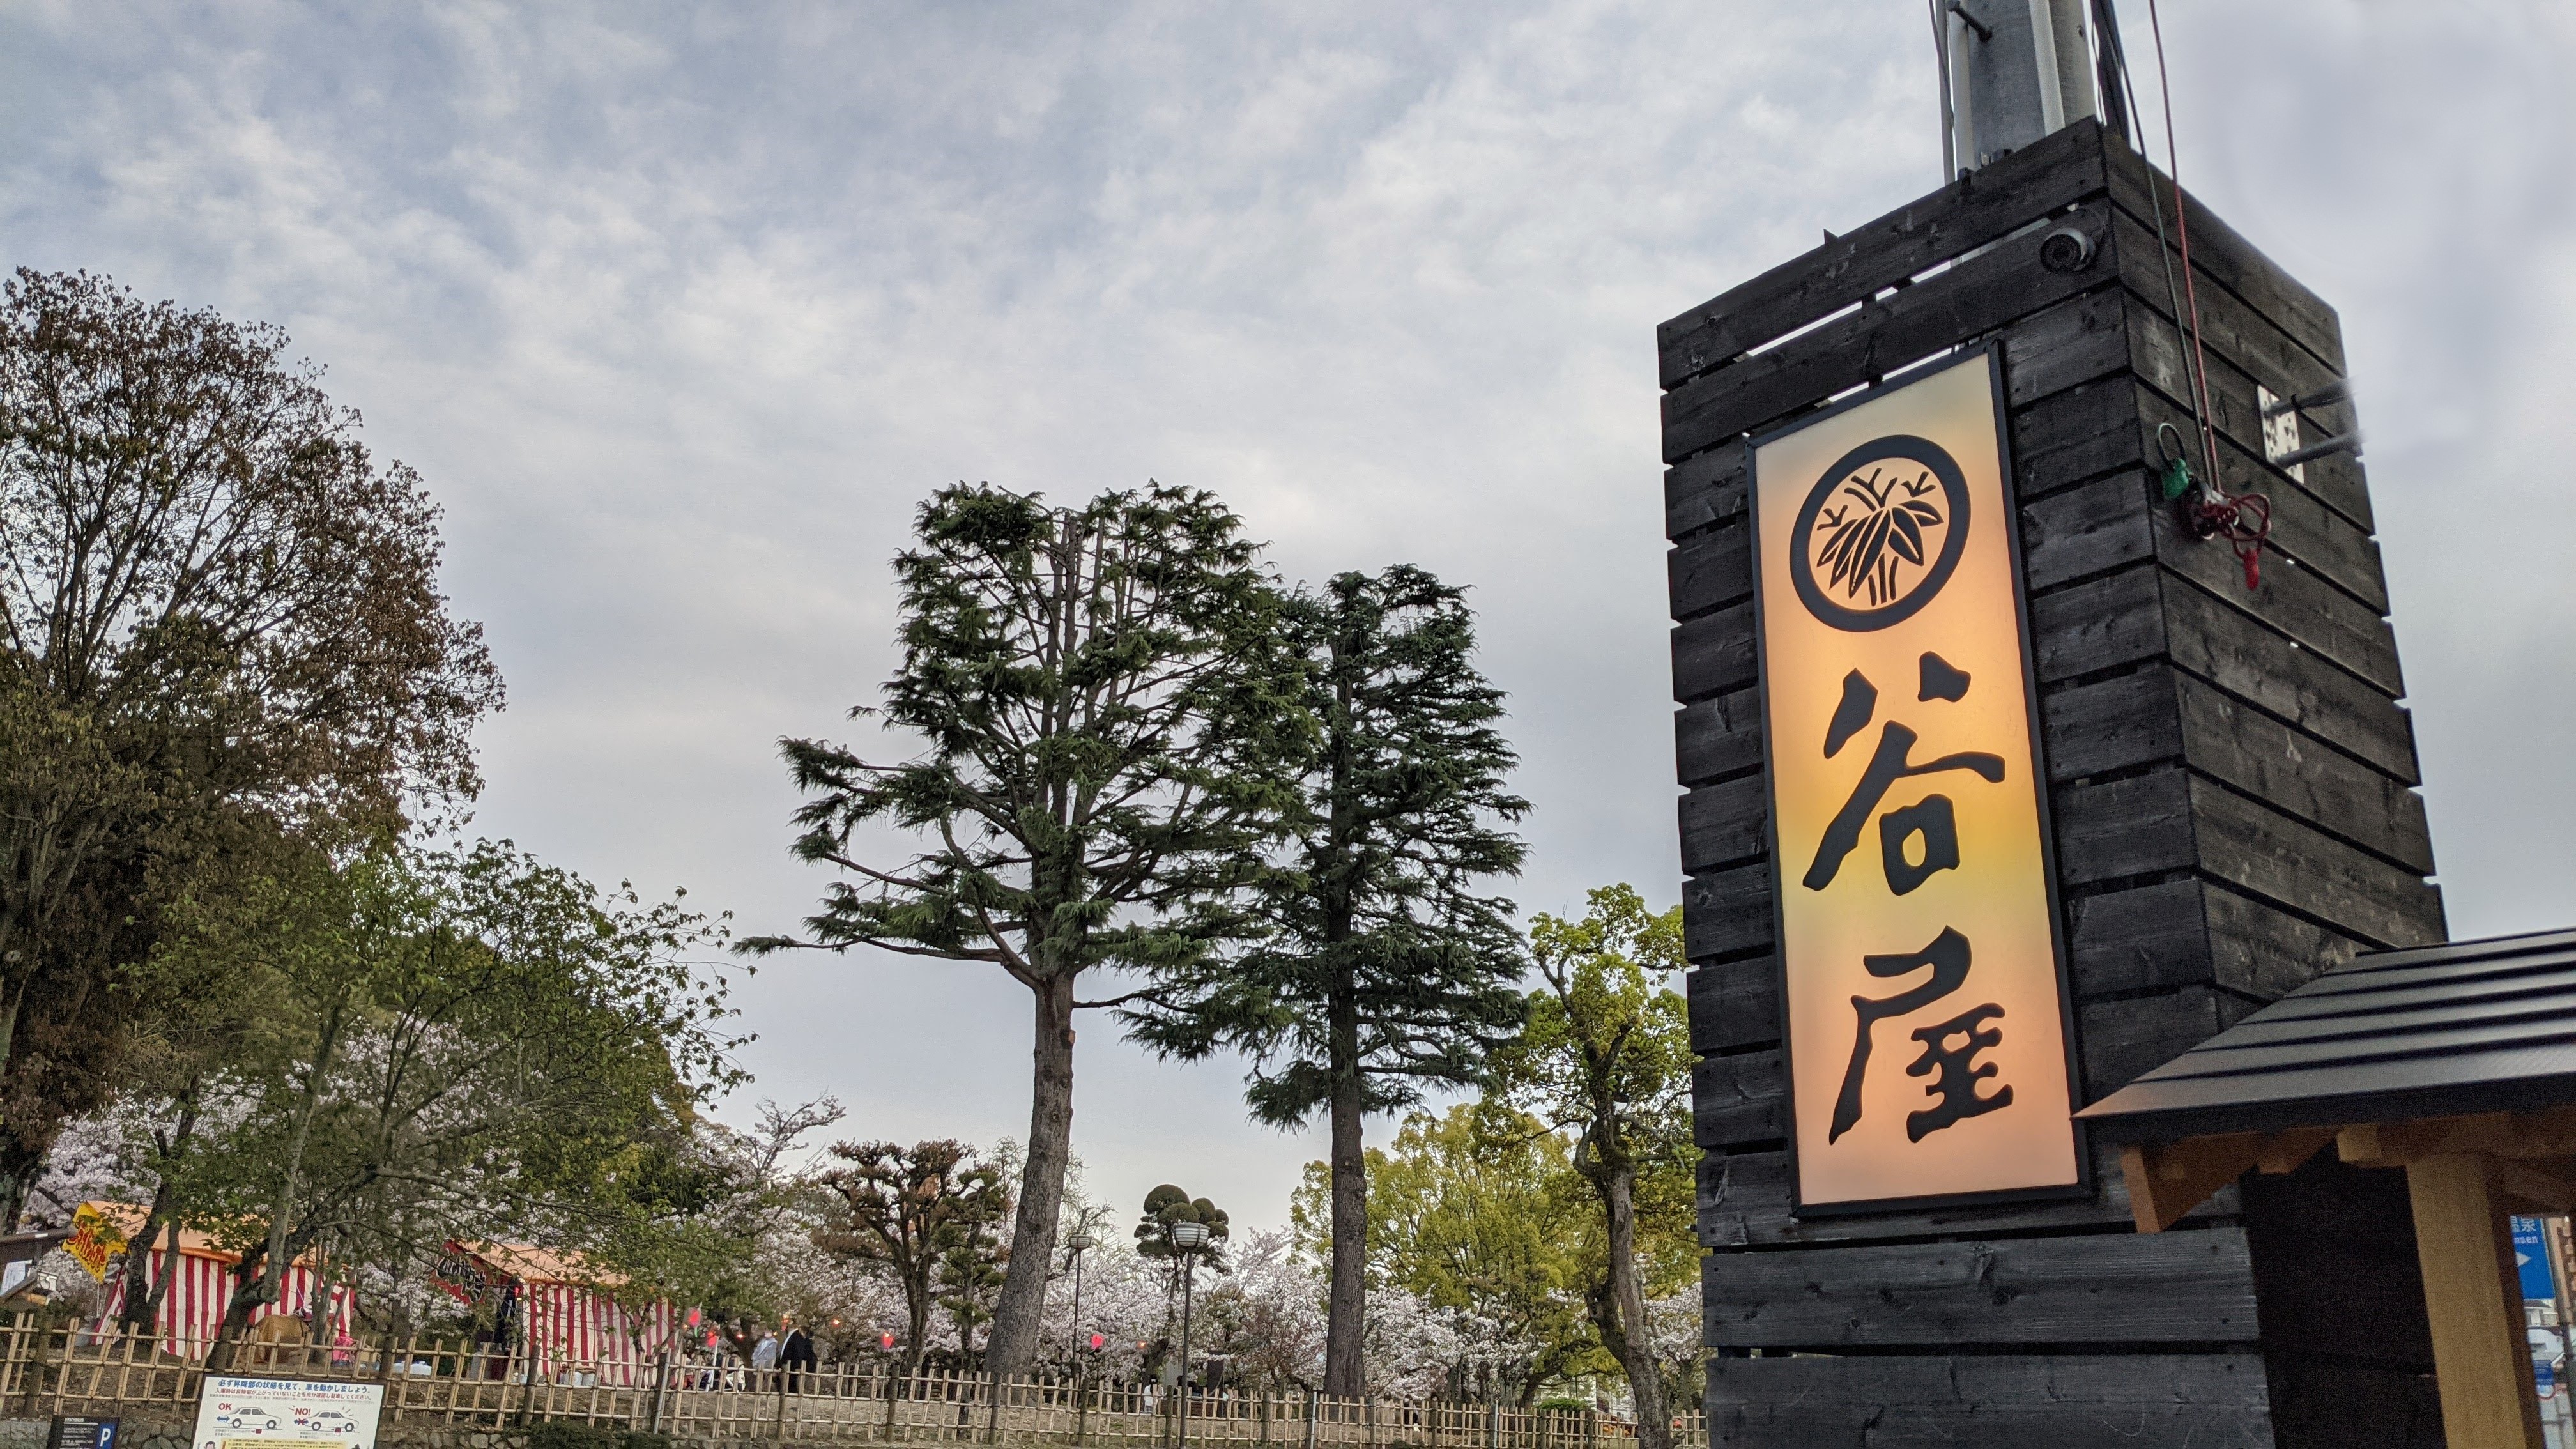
[0,1317,1706,1448]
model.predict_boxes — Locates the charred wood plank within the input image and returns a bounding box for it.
[1662,201,2120,461]
[2159,574,2421,783]
[2022,469,2156,591]
[2174,671,2433,872]
[1675,687,1764,788]
[2032,564,2167,682]
[1703,1353,2274,1446]
[2043,667,2185,781]
[2186,774,2444,948]
[1692,1049,1785,1149]
[1687,960,1779,1057]
[1704,1228,2261,1347]
[1669,520,1753,621]
[2081,984,2266,1099]
[1696,1137,2238,1250]
[1678,774,1768,875]
[2121,276,2373,532]
[1684,862,1775,962]
[2067,878,2367,1002]
[1665,438,1748,539]
[1658,121,2111,389]
[1672,603,1758,702]
[1999,284,2133,405]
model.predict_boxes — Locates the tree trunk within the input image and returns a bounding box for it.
[0,1137,42,1235]
[1322,988,1365,1398]
[116,1177,178,1333]
[215,999,346,1370]
[211,1238,273,1370]
[257,1002,346,1311]
[120,1094,199,1333]
[1588,1158,1669,1449]
[983,972,1075,1377]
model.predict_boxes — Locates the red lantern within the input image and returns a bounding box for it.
[685,1307,702,1328]
[882,1332,896,1351]
[1089,1333,1103,1351]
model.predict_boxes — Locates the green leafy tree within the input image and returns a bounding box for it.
[750,483,1303,1375]
[160,839,739,1356]
[0,268,501,1224]
[1126,565,1527,1393]
[1289,1107,1592,1404]
[814,1139,1009,1377]
[1488,886,1696,1449]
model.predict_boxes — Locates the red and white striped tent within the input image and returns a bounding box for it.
[445,1242,678,1384]
[82,1204,356,1358]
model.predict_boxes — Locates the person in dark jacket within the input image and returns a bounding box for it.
[781,1319,818,1393]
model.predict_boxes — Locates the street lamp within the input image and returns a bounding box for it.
[1169,1222,1210,1449]
[1066,1230,1097,1446]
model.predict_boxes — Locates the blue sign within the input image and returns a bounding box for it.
[2516,1216,2557,1301]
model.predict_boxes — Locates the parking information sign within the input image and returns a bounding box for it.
[192,1377,384,1449]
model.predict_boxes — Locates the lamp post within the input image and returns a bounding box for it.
[1067,1230,1096,1446]
[1169,1221,1209,1449]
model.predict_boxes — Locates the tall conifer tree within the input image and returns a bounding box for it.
[750,482,1301,1376]
[1126,565,1527,1395]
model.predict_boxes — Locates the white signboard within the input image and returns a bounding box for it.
[192,1377,384,1449]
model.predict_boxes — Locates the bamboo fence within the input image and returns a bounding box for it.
[0,1317,1708,1448]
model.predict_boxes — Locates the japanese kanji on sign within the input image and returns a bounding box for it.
[1750,346,2084,1213]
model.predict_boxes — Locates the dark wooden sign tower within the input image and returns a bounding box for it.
[1664,119,2448,1445]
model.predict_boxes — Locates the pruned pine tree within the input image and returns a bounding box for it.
[1124,565,1528,1395]
[1489,886,1695,1449]
[815,1140,1008,1378]
[749,483,1303,1376]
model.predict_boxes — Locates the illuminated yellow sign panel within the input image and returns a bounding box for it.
[1750,348,2083,1211]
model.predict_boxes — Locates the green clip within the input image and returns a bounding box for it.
[2160,457,2193,501]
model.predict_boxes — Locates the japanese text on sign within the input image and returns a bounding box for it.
[1749,348,2082,1211]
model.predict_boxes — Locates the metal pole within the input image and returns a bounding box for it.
[1071,1245,1089,1448]
[1176,1252,1195,1449]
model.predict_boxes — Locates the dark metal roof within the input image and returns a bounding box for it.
[2077,926,2576,1142]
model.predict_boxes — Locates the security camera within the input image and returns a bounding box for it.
[2038,225,2097,273]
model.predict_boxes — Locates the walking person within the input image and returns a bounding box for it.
[781,1319,818,1394]
[751,1323,781,1392]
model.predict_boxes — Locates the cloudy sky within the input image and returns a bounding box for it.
[4,1,2568,1232]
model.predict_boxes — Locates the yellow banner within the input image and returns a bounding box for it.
[65,1204,128,1284]
[1750,348,2082,1211]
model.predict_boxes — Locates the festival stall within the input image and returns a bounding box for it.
[80,1203,357,1358]
[434,1241,679,1384]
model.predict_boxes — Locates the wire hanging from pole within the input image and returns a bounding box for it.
[2104,0,2273,588]
[2144,0,2223,502]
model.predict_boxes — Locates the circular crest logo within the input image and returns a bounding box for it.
[1789,434,1970,631]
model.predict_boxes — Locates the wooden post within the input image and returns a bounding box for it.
[648,1347,670,1434]
[2407,1153,2546,1449]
